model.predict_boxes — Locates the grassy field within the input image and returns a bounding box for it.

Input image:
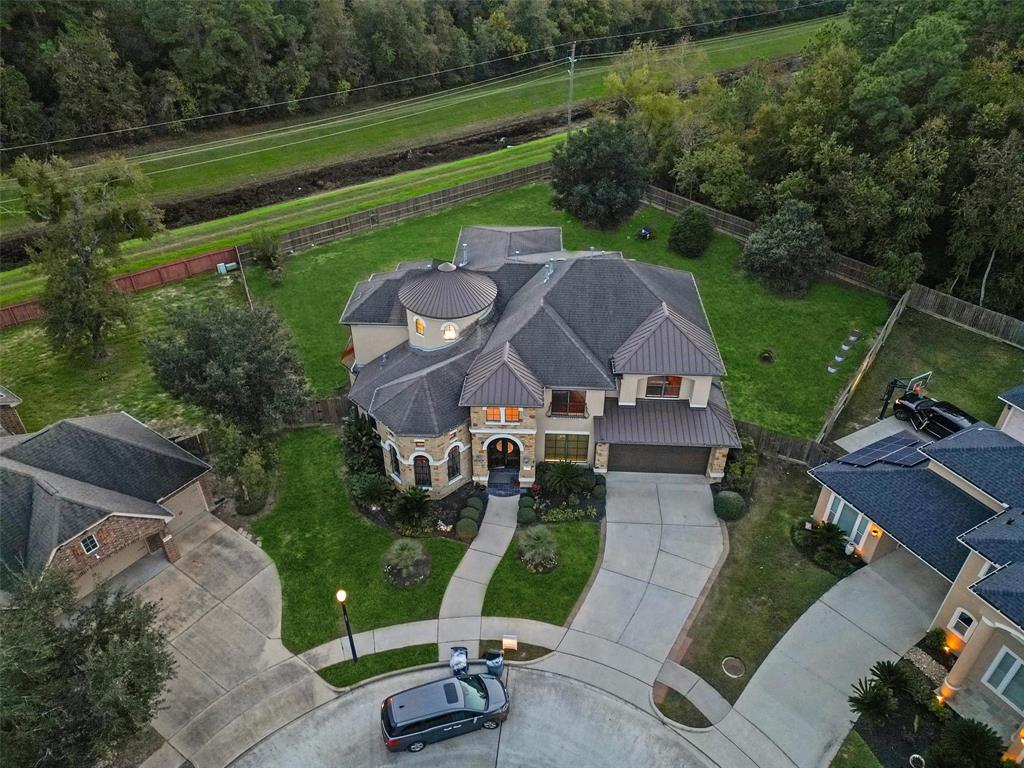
[829,731,882,768]
[247,183,890,436]
[482,522,601,626]
[830,308,1024,441]
[319,644,439,689]
[254,428,465,653]
[0,15,837,233]
[680,460,838,703]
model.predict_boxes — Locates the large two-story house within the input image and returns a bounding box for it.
[340,226,740,498]
[809,384,1024,761]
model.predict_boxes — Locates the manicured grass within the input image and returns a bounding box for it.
[656,689,713,729]
[482,522,601,626]
[248,183,890,436]
[831,308,1024,440]
[0,16,836,233]
[0,274,228,431]
[254,428,465,653]
[829,730,883,768]
[319,644,439,689]
[681,460,839,703]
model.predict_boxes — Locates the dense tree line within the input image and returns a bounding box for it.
[0,0,840,152]
[618,0,1024,315]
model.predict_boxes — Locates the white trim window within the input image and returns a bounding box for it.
[484,406,521,424]
[947,608,976,640]
[80,534,100,555]
[983,647,1024,715]
[825,493,870,548]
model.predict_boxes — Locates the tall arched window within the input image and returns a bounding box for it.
[447,446,461,481]
[414,456,432,487]
[389,445,400,477]
[414,317,425,335]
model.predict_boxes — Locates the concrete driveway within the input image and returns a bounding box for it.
[718,548,950,768]
[230,665,713,768]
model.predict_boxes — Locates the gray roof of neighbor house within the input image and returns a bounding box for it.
[455,225,563,270]
[961,507,1024,566]
[1000,383,1024,410]
[612,302,726,376]
[0,413,208,581]
[0,385,22,408]
[971,560,1024,630]
[809,455,994,581]
[397,262,498,319]
[920,426,1024,507]
[595,386,741,448]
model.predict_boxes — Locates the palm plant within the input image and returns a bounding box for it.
[870,659,909,695]
[848,677,897,720]
[518,525,559,573]
[808,521,847,553]
[544,461,585,496]
[393,487,430,528]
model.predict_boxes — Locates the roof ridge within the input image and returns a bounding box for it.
[538,302,614,387]
[65,415,207,468]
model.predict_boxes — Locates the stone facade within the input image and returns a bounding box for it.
[51,515,167,578]
[707,446,729,478]
[469,406,539,483]
[594,442,609,473]
[0,406,25,435]
[379,422,473,499]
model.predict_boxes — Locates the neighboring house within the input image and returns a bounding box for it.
[340,226,740,498]
[0,384,26,435]
[998,384,1024,443]
[809,401,1024,761]
[0,412,210,597]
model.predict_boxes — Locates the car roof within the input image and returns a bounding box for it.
[929,401,976,421]
[387,676,468,725]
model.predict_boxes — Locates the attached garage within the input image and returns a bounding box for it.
[607,444,710,474]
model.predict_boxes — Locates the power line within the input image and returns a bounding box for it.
[1,3,841,152]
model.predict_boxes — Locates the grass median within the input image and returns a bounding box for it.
[319,644,439,689]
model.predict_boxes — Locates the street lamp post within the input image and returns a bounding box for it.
[335,589,358,662]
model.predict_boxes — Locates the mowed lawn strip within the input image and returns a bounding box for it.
[248,183,890,436]
[254,428,464,654]
[681,460,838,703]
[319,644,439,689]
[482,522,600,627]
[829,730,883,768]
[831,308,1024,439]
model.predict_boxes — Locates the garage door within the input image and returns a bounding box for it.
[607,444,710,474]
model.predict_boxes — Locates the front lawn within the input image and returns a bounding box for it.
[249,183,889,437]
[254,428,464,653]
[481,521,600,626]
[319,644,438,689]
[830,730,883,768]
[831,308,1024,441]
[656,688,713,729]
[681,459,839,702]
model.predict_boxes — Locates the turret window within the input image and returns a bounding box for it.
[442,322,459,340]
[447,447,461,481]
[414,456,432,487]
[414,317,425,335]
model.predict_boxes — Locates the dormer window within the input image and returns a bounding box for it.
[414,317,425,336]
[442,322,459,341]
[646,376,682,398]
[81,534,99,555]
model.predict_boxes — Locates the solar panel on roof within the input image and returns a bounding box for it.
[837,433,922,467]
[886,444,928,467]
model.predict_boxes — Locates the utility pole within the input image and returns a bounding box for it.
[566,42,577,135]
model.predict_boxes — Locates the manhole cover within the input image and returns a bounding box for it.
[722,656,746,678]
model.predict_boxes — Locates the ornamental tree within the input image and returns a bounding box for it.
[741,199,834,296]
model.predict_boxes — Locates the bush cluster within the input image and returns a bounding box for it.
[542,503,598,523]
[518,525,558,573]
[723,436,758,496]
[798,520,855,578]
[251,228,285,283]
[456,518,479,542]
[668,207,714,258]
[713,490,746,522]
[383,538,431,587]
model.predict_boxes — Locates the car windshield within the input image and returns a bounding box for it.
[459,676,488,711]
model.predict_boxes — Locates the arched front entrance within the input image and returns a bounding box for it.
[487,437,521,470]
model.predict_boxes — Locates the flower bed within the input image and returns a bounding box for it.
[530,462,606,523]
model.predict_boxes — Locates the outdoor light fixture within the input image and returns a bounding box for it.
[502,635,518,652]
[336,589,358,662]
[870,528,881,538]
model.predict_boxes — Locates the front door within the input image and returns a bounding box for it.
[487,438,520,470]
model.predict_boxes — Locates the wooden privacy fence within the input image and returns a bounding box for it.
[289,395,350,426]
[907,283,1024,348]
[642,186,756,240]
[735,420,840,467]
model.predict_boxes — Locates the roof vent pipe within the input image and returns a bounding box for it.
[543,261,555,282]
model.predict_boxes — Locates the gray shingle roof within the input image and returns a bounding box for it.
[341,263,431,325]
[809,457,994,580]
[612,302,726,376]
[594,386,741,448]
[920,426,1024,507]
[0,385,22,408]
[459,343,544,406]
[960,508,1024,566]
[971,561,1024,630]
[397,263,498,318]
[456,226,563,270]
[999,383,1024,410]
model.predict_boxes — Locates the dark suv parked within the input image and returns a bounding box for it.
[893,392,978,439]
[381,674,509,753]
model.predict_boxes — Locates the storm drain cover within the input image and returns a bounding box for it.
[721,656,746,678]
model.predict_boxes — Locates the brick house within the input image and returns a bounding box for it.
[0,412,210,597]
[340,226,739,499]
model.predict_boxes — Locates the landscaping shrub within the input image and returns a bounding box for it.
[594,474,606,486]
[582,472,597,492]
[723,436,758,496]
[813,546,855,578]
[518,526,559,573]
[592,484,606,500]
[455,518,478,542]
[465,496,484,511]
[251,228,285,282]
[805,521,847,553]
[235,447,271,515]
[383,539,431,587]
[340,413,384,474]
[518,496,535,508]
[870,660,908,695]
[929,718,1005,768]
[713,490,746,521]
[542,503,598,523]
[393,487,430,530]
[544,462,586,496]
[348,472,395,509]
[668,207,714,257]
[741,199,834,297]
[460,507,481,523]
[848,677,898,720]
[921,627,947,654]
[517,506,536,525]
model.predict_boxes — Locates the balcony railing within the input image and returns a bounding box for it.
[546,404,589,419]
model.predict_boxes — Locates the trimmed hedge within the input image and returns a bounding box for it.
[714,490,747,521]
[465,496,484,511]
[456,518,479,541]
[517,506,536,525]
[668,207,714,258]
[518,496,535,508]
[460,507,481,523]
[592,484,606,500]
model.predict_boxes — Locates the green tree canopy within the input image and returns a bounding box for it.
[741,199,834,296]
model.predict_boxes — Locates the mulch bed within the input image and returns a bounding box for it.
[854,701,943,768]
[352,479,488,541]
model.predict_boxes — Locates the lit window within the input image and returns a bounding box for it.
[414,317,425,335]
[545,433,589,462]
[504,407,521,423]
[447,446,461,482]
[949,609,976,639]
[485,407,502,422]
[550,390,586,417]
[646,376,683,398]
[81,534,99,555]
[442,322,459,340]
